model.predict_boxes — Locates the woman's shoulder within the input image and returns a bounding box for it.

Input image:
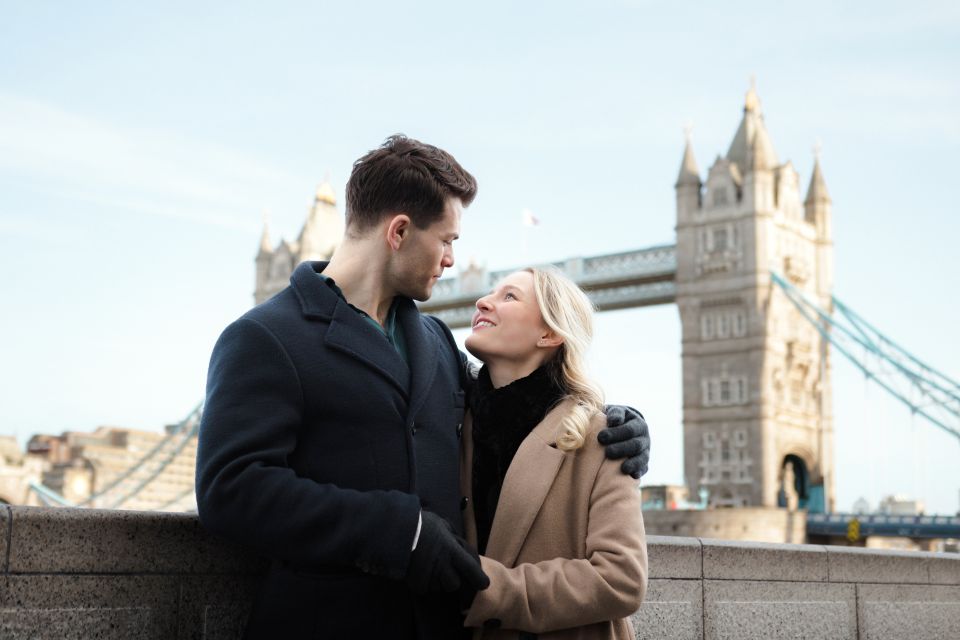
[562,409,607,458]
[584,410,608,442]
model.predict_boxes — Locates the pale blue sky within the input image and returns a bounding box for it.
[1,1,958,513]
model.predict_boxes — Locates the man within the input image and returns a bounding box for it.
[196,135,650,639]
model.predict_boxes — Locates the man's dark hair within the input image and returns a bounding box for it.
[345,134,477,232]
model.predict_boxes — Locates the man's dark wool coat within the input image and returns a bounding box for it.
[196,261,469,639]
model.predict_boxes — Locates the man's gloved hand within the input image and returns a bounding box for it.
[598,404,651,479]
[458,541,486,610]
[405,511,490,595]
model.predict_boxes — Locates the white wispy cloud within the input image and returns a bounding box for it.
[0,94,310,231]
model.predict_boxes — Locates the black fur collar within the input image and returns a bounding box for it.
[470,363,566,553]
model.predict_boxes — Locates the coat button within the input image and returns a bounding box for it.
[411,424,417,436]
[456,423,463,438]
[483,619,502,630]
[460,497,469,511]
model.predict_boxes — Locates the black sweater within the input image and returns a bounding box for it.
[469,364,566,555]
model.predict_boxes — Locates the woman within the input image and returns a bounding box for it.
[459,267,647,639]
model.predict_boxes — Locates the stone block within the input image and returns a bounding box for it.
[857,584,960,640]
[6,506,266,575]
[632,578,701,640]
[177,574,259,640]
[702,537,827,582]
[647,536,701,579]
[704,579,856,640]
[927,552,960,585]
[0,574,179,639]
[825,545,928,584]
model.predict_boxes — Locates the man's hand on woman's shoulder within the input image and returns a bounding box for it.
[598,405,650,479]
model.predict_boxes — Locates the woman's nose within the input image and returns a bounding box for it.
[476,296,492,311]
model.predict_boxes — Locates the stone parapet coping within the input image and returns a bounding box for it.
[1,508,956,584]
[0,507,958,639]
[647,535,960,585]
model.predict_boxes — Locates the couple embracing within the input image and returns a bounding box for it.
[196,135,649,639]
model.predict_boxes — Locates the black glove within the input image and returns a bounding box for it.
[405,511,490,595]
[598,404,650,479]
[458,542,486,610]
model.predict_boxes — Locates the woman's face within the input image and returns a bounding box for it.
[465,271,554,365]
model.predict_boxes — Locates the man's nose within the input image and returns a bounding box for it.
[441,247,454,268]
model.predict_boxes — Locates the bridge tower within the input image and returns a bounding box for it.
[674,85,835,511]
[254,181,343,305]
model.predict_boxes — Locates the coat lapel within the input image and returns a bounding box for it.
[396,299,440,423]
[485,399,574,567]
[291,261,410,396]
[324,299,411,396]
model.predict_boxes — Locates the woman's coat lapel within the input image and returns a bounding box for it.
[481,399,574,567]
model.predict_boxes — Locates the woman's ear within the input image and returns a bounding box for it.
[386,214,411,251]
[537,331,564,349]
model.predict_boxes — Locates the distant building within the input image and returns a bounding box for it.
[27,425,196,511]
[878,494,925,516]
[0,436,44,505]
[641,485,691,510]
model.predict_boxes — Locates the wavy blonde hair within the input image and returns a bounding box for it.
[526,267,605,451]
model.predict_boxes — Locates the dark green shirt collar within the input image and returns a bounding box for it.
[316,272,408,366]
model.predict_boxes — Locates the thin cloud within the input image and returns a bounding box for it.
[0,93,309,231]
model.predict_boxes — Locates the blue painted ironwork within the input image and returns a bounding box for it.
[771,272,960,444]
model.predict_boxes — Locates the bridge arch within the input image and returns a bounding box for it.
[777,453,811,510]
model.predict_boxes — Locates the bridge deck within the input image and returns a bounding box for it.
[418,244,678,328]
[808,512,960,539]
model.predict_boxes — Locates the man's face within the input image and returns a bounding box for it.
[392,197,462,301]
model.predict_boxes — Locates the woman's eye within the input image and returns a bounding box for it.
[504,292,516,300]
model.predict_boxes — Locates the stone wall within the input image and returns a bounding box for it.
[1,506,957,639]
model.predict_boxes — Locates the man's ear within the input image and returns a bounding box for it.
[386,214,412,251]
[537,331,564,349]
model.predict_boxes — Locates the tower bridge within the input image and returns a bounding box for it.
[424,83,838,516]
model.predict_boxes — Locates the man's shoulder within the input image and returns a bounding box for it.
[244,287,301,324]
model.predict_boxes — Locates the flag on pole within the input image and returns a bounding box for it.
[521,208,540,227]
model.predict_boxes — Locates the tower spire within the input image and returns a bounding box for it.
[675,127,701,187]
[258,210,273,256]
[804,146,831,206]
[726,77,778,172]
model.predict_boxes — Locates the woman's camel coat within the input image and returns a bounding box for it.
[460,399,648,639]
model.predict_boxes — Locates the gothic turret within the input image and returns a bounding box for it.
[254,182,346,306]
[804,156,831,211]
[255,219,274,296]
[805,153,833,299]
[675,136,702,221]
[726,83,779,173]
[298,181,344,263]
[727,83,778,211]
[257,221,273,257]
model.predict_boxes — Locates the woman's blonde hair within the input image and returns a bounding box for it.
[526,267,605,451]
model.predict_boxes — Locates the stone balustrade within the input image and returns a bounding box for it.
[0,506,957,639]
